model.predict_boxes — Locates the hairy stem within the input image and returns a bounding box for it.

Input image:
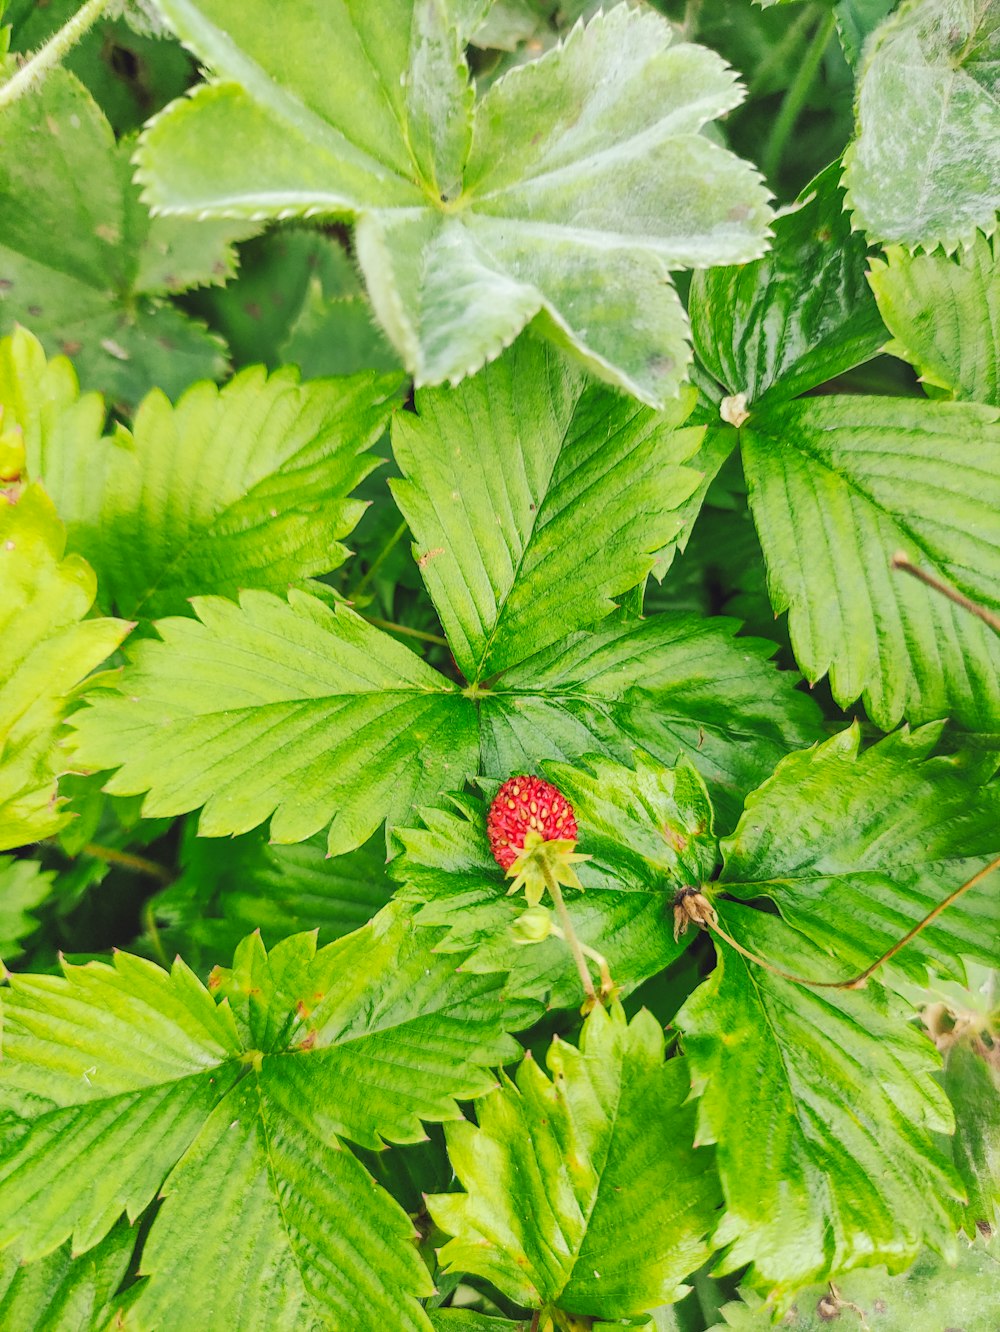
[81,842,173,884]
[0,0,113,111]
[360,615,448,647]
[540,861,596,1003]
[761,8,836,182]
[892,555,1000,635]
[707,853,1000,990]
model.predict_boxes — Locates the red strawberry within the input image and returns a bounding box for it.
[487,775,578,870]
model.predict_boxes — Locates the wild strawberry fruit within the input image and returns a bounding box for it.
[487,775,587,907]
[487,775,577,869]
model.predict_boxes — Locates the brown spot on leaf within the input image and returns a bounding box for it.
[418,546,445,568]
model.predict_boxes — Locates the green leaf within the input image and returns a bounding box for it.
[137,1,772,404]
[0,484,131,851]
[429,1005,722,1320]
[0,905,536,1329]
[677,904,961,1293]
[710,1234,1000,1331]
[0,69,251,408]
[0,1221,135,1332]
[842,0,1000,250]
[395,750,717,1006]
[5,326,402,618]
[740,393,1000,730]
[0,856,53,960]
[691,162,886,407]
[429,1315,527,1332]
[390,336,705,681]
[943,1038,1000,1234]
[481,614,823,830]
[834,0,897,67]
[68,589,480,856]
[146,820,395,974]
[868,232,1000,405]
[720,725,1000,984]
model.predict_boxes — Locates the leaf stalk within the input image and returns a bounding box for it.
[0,0,113,111]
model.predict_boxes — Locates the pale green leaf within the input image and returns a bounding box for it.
[68,589,479,856]
[943,1039,1000,1233]
[5,326,402,618]
[691,162,886,406]
[395,750,717,1006]
[391,335,705,681]
[0,69,251,407]
[137,1,772,405]
[0,1222,135,1332]
[145,820,395,974]
[0,855,53,960]
[0,484,131,851]
[710,1234,1000,1331]
[0,906,537,1329]
[721,725,1000,984]
[677,904,961,1293]
[741,394,1000,729]
[868,232,1000,405]
[429,1005,722,1320]
[842,0,1000,250]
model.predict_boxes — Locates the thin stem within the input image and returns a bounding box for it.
[81,842,173,884]
[528,1312,541,1332]
[892,555,1000,635]
[707,853,1000,990]
[540,861,596,1003]
[0,0,113,111]
[747,5,816,96]
[761,8,836,182]
[350,520,408,599]
[143,899,171,969]
[360,615,448,647]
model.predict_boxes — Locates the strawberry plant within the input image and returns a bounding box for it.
[1,0,999,1329]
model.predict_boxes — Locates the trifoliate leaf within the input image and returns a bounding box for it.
[709,1234,1000,1331]
[842,0,1000,250]
[0,905,536,1330]
[137,1,772,405]
[145,819,395,974]
[0,484,131,851]
[0,69,251,407]
[720,725,1000,984]
[68,590,480,857]
[677,904,961,1293]
[429,1006,722,1320]
[0,1221,135,1332]
[0,855,53,960]
[395,750,718,1006]
[868,233,1000,405]
[740,393,1000,730]
[691,162,886,407]
[391,336,705,681]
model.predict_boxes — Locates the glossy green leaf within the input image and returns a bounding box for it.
[6,326,402,618]
[137,1,772,405]
[68,590,479,857]
[0,69,250,407]
[868,232,1000,405]
[843,0,1000,250]
[391,336,705,681]
[0,855,53,960]
[146,820,395,974]
[691,162,886,406]
[677,904,961,1293]
[710,1234,1000,1331]
[0,1221,135,1332]
[741,394,1000,730]
[721,725,1000,983]
[0,484,131,851]
[395,750,717,1006]
[429,1005,722,1320]
[0,906,535,1329]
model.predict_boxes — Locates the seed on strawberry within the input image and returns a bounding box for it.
[487,775,578,870]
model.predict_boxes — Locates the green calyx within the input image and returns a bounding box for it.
[505,829,590,908]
